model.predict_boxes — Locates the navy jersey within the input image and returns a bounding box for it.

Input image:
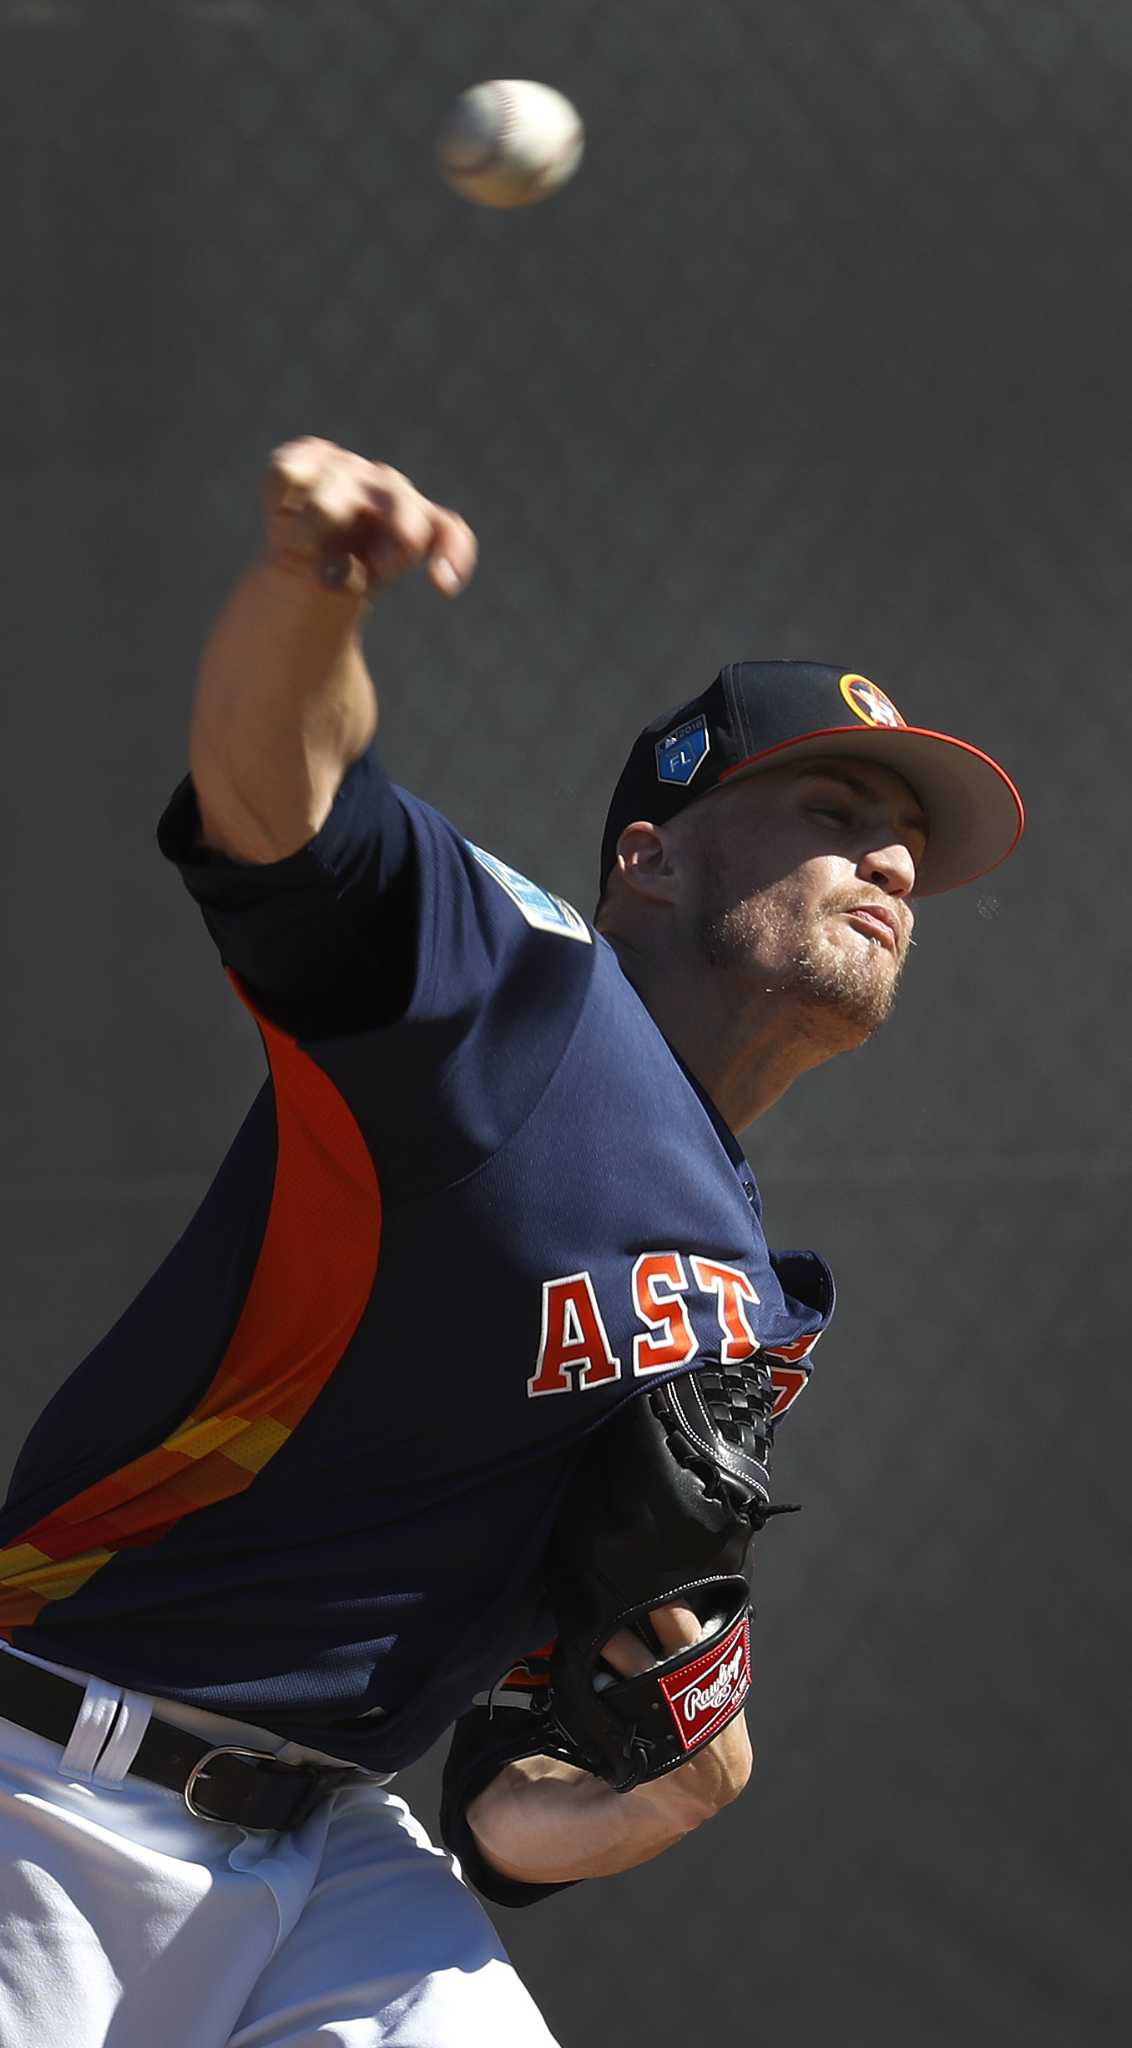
[0,751,833,1770]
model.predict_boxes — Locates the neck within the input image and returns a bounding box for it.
[605,931,854,1132]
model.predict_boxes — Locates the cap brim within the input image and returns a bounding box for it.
[718,726,1024,895]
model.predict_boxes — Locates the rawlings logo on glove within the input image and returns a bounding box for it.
[660,1619,751,1747]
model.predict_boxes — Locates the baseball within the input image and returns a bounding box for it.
[437,80,584,210]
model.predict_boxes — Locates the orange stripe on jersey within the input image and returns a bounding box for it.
[0,989,381,1635]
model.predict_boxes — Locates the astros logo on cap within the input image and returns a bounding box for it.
[839,674,906,729]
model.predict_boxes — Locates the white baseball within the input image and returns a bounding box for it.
[437,80,584,210]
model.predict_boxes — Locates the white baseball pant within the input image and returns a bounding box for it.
[0,1643,559,2047]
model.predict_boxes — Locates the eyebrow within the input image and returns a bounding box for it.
[796,764,930,840]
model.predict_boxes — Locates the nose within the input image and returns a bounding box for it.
[858,838,917,898]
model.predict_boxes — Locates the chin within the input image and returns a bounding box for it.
[818,972,899,1041]
[793,936,902,1044]
[698,906,904,1039]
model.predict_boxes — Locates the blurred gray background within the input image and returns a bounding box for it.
[2,1,1129,2042]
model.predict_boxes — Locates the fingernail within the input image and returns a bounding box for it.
[434,558,461,593]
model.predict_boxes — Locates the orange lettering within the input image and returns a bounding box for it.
[632,1253,696,1375]
[767,1364,808,1418]
[690,1258,760,1361]
[527,1273,622,1397]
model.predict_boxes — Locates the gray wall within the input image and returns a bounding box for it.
[2,3,1129,2043]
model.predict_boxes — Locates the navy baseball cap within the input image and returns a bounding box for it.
[599,661,1024,898]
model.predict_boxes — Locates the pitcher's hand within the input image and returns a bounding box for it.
[266,437,477,600]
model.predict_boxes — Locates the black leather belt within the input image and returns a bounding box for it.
[0,1654,356,1831]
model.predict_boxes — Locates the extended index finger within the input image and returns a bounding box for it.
[598,1627,656,1680]
[599,1601,704,1680]
[646,1603,703,1654]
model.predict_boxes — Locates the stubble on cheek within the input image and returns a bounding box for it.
[695,886,908,1038]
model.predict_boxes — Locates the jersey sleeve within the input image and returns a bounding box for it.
[157,749,419,1040]
[158,746,596,1191]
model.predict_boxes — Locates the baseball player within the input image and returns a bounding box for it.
[0,440,1023,2046]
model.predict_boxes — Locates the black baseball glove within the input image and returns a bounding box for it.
[534,1351,788,1792]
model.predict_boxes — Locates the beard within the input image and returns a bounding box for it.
[695,883,908,1043]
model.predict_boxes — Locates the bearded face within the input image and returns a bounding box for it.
[695,873,909,1038]
[682,760,921,1048]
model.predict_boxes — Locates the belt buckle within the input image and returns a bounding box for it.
[183,1744,288,1830]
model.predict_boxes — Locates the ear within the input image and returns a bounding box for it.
[612,820,680,905]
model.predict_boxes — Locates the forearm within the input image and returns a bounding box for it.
[187,439,475,863]
[189,560,376,862]
[468,1756,692,1883]
[466,1713,752,1885]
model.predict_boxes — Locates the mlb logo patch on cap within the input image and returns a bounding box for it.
[655,715,711,787]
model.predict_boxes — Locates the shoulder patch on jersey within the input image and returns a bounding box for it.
[469,844,592,943]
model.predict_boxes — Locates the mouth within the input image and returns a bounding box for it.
[842,904,901,952]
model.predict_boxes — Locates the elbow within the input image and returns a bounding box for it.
[189,754,326,865]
